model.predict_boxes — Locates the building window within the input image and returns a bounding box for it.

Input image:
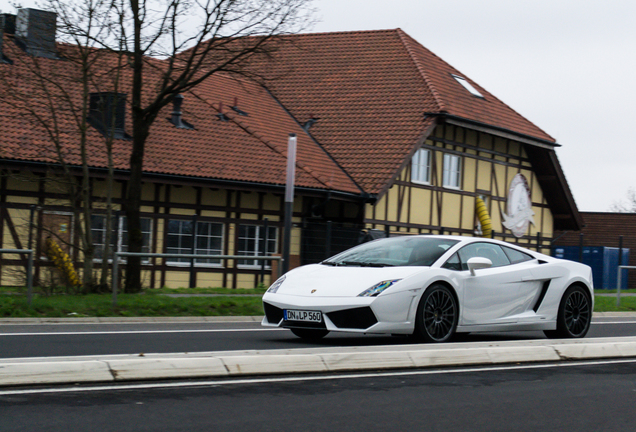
[451,74,484,98]
[166,219,224,265]
[237,224,278,267]
[91,215,152,261]
[411,148,431,184]
[443,153,462,189]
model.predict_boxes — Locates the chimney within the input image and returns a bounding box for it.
[169,94,193,129]
[0,14,15,63]
[88,93,128,139]
[15,8,58,59]
[1,14,16,34]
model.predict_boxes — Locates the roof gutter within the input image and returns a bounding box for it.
[424,113,559,150]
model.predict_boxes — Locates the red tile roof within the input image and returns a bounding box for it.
[1,27,562,200]
[246,29,556,194]
[0,35,360,195]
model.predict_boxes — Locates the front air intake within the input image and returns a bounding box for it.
[327,307,378,330]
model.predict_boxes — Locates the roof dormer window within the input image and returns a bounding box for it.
[87,92,129,139]
[452,74,484,98]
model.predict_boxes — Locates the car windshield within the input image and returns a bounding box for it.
[322,237,459,267]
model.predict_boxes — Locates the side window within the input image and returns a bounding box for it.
[502,246,534,264]
[411,148,431,184]
[442,153,462,189]
[442,252,462,271]
[457,242,510,268]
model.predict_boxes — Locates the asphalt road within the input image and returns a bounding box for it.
[1,316,636,359]
[3,359,636,431]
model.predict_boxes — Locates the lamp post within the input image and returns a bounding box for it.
[282,133,297,274]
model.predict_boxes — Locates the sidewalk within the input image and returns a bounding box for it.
[2,336,636,387]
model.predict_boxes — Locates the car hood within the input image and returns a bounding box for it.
[275,264,426,297]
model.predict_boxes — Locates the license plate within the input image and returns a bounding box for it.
[284,309,322,322]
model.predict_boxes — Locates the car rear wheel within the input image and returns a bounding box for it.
[290,328,329,340]
[544,285,592,339]
[414,284,458,343]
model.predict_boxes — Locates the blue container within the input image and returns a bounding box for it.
[551,246,629,290]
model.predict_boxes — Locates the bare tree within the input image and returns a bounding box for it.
[0,1,125,291]
[106,0,314,292]
[610,188,636,213]
[3,0,314,293]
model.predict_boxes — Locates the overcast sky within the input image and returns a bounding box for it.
[2,0,634,212]
[310,0,636,212]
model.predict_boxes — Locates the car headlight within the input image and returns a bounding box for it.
[266,275,286,293]
[358,279,402,297]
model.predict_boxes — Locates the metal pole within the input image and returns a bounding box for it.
[282,133,297,274]
[260,218,268,284]
[26,250,33,306]
[618,235,624,292]
[189,214,198,288]
[536,232,541,252]
[617,265,622,308]
[112,252,119,308]
[27,205,35,250]
[578,233,584,263]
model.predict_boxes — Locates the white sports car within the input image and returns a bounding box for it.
[262,235,594,342]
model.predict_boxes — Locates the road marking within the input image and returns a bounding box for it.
[2,358,636,396]
[0,328,285,337]
[592,321,636,325]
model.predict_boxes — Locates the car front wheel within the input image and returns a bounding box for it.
[414,284,458,343]
[544,285,592,339]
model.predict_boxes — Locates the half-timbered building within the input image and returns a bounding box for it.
[0,9,581,289]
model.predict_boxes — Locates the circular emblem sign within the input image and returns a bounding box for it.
[502,174,535,238]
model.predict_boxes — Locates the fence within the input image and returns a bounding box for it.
[617,265,636,307]
[111,252,282,307]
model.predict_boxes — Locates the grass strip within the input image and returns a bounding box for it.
[1,291,636,318]
[0,293,264,318]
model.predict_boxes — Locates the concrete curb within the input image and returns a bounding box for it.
[3,337,636,387]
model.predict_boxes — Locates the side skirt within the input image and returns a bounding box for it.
[456,321,555,333]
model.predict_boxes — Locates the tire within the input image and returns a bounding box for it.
[414,284,459,343]
[544,285,592,339]
[290,328,329,340]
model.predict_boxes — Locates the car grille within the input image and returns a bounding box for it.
[326,307,378,330]
[263,302,284,324]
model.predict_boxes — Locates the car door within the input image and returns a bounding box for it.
[454,242,538,325]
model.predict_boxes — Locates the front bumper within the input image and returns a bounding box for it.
[261,291,418,334]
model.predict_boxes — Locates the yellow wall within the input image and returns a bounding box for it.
[0,174,300,289]
[366,124,555,244]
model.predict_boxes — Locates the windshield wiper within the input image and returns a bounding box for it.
[337,261,393,267]
[320,261,337,266]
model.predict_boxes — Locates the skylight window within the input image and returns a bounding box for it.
[452,74,484,98]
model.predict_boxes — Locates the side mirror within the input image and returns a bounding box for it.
[467,257,492,276]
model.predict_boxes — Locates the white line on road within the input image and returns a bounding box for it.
[2,358,636,396]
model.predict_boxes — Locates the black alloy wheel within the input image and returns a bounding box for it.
[415,284,459,343]
[290,328,329,340]
[544,285,592,339]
